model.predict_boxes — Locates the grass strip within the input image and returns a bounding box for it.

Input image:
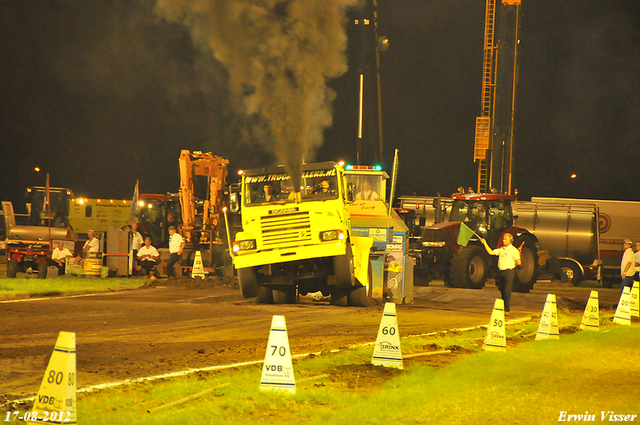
[51,317,640,425]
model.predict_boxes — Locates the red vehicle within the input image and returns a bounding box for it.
[408,192,540,292]
[6,226,77,278]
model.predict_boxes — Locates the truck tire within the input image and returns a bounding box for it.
[449,245,489,289]
[272,285,296,304]
[333,242,355,289]
[559,260,583,286]
[37,261,48,279]
[513,235,539,293]
[347,284,370,307]
[257,284,274,304]
[238,267,257,298]
[330,286,348,306]
[7,258,18,278]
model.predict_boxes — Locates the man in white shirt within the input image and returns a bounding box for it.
[50,241,73,274]
[76,230,100,264]
[355,181,380,201]
[137,237,159,276]
[166,226,184,278]
[480,233,521,313]
[620,238,634,297]
[130,222,144,273]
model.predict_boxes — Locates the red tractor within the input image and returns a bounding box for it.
[410,192,539,292]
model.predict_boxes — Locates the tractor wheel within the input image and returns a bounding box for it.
[330,286,348,307]
[37,261,48,279]
[559,260,583,286]
[333,242,355,289]
[449,245,489,289]
[272,285,296,304]
[7,258,18,278]
[257,284,274,304]
[237,267,257,299]
[347,284,370,307]
[513,235,539,293]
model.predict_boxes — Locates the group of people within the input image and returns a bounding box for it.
[47,222,185,278]
[619,238,640,296]
[253,179,380,203]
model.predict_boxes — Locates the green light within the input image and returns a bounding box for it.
[374,165,382,171]
[346,164,353,170]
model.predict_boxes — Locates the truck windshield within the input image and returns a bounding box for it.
[245,169,339,206]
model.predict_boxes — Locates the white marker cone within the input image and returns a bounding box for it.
[613,287,631,326]
[580,291,599,331]
[629,282,639,318]
[260,315,296,393]
[191,251,205,278]
[483,299,506,352]
[372,302,403,369]
[29,331,77,424]
[536,294,559,340]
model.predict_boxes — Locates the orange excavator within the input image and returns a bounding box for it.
[178,150,230,268]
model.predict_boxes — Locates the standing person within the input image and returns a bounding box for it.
[137,237,159,276]
[633,241,640,283]
[49,241,73,275]
[166,226,184,278]
[130,222,144,274]
[480,233,521,313]
[620,239,635,297]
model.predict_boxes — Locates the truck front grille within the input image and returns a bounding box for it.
[261,212,312,247]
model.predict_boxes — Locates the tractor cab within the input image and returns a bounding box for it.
[449,193,515,247]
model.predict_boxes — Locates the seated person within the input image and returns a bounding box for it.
[355,181,380,201]
[313,179,335,194]
[137,237,160,276]
[49,241,73,275]
[75,229,100,264]
[255,183,280,202]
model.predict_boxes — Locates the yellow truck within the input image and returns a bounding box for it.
[231,161,413,306]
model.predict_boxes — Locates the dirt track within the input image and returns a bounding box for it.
[0,278,622,402]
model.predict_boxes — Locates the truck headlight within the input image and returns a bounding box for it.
[320,230,344,242]
[233,239,256,252]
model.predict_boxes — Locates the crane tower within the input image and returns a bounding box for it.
[474,0,522,194]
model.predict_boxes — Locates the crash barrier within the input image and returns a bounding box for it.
[580,291,600,331]
[535,294,559,340]
[613,286,631,326]
[29,331,77,424]
[372,302,403,369]
[630,282,639,318]
[483,299,507,352]
[260,315,296,393]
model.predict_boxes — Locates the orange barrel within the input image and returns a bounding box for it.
[83,252,103,276]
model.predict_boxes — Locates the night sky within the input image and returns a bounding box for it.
[1,0,639,212]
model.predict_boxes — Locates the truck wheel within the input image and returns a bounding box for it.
[7,258,18,278]
[37,261,48,279]
[330,287,348,306]
[333,242,355,289]
[347,284,370,307]
[513,236,539,293]
[559,260,583,286]
[272,285,296,304]
[237,267,258,298]
[449,245,489,289]
[257,284,274,304]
